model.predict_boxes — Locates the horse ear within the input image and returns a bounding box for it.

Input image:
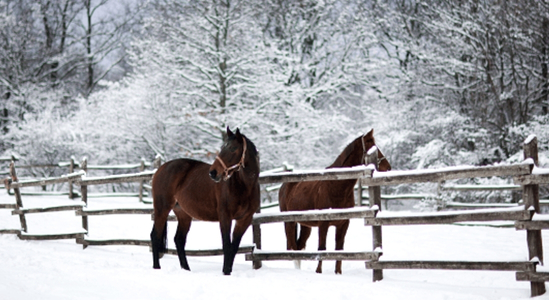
[366,128,374,137]
[227,126,234,137]
[235,128,243,141]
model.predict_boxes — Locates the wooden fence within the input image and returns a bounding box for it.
[245,136,549,297]
[1,136,549,297]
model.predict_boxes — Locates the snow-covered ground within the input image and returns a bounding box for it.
[1,192,549,300]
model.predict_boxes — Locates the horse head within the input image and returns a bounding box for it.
[209,127,249,182]
[360,129,391,171]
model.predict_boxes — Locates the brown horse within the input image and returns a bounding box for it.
[150,127,260,275]
[278,129,391,274]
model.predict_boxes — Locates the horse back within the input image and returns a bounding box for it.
[152,158,218,221]
[279,181,320,212]
[279,179,356,212]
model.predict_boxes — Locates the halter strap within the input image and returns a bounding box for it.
[361,134,386,167]
[215,138,247,181]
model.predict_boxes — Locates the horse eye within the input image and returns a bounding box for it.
[229,146,238,152]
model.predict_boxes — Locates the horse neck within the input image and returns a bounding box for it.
[328,143,363,168]
[325,141,363,191]
[233,149,259,187]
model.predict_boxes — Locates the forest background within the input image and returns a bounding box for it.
[2,0,549,199]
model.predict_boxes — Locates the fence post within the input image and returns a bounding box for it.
[80,157,88,237]
[252,206,262,269]
[366,146,383,281]
[153,154,162,169]
[69,156,75,199]
[357,179,364,207]
[522,135,546,297]
[9,162,27,233]
[138,158,146,203]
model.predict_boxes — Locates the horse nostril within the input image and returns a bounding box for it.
[209,170,217,179]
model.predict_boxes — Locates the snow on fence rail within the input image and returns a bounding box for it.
[2,136,549,296]
[245,135,549,297]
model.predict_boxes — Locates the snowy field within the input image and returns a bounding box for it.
[2,192,549,300]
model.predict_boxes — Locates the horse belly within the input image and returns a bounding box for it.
[175,180,219,222]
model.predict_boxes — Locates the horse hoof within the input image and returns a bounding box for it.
[153,265,161,269]
[293,260,301,269]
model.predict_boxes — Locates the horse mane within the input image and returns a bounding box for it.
[227,133,259,163]
[329,138,358,168]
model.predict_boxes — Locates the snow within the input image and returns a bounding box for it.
[1,193,549,299]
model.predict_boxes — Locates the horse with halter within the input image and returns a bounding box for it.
[278,129,391,274]
[150,127,260,275]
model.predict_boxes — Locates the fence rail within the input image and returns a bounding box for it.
[1,136,549,297]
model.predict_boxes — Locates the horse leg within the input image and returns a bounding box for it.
[173,204,192,271]
[284,222,301,269]
[226,217,253,273]
[297,224,311,250]
[315,222,330,274]
[150,203,172,269]
[284,222,298,250]
[334,220,350,274]
[219,217,234,275]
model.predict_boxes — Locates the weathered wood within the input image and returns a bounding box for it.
[0,229,20,234]
[69,157,75,199]
[85,163,151,170]
[78,171,155,186]
[246,250,382,262]
[252,206,262,269]
[77,238,151,247]
[517,272,549,282]
[366,260,537,271]
[10,162,27,233]
[362,194,430,201]
[441,184,522,191]
[0,203,17,209]
[444,202,518,210]
[18,232,85,240]
[19,191,71,196]
[514,173,549,185]
[360,161,533,187]
[258,165,374,185]
[9,171,85,189]
[138,158,145,202]
[77,207,153,216]
[12,204,84,215]
[251,207,378,225]
[521,135,546,297]
[168,245,255,257]
[81,158,88,233]
[364,207,532,226]
[366,147,383,281]
[516,220,549,230]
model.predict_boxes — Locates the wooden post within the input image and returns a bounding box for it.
[366,146,383,281]
[252,206,262,269]
[153,154,162,169]
[80,157,88,236]
[357,179,364,207]
[522,135,546,297]
[138,158,145,203]
[69,156,75,199]
[10,162,27,233]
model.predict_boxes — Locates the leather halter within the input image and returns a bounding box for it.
[361,133,386,167]
[215,138,247,181]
